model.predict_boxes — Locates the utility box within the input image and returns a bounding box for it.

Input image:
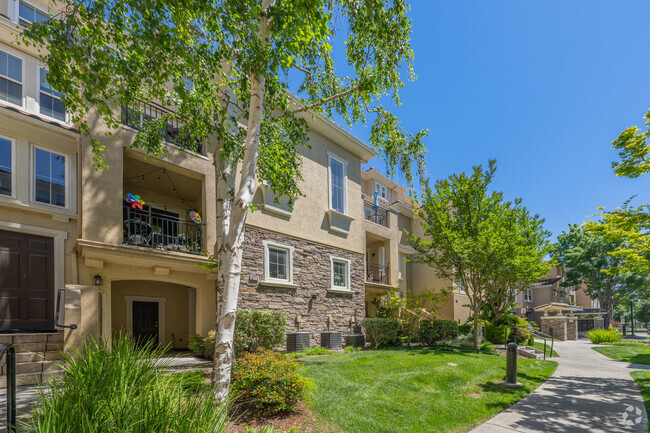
[286,332,310,353]
[320,331,342,350]
[344,334,365,348]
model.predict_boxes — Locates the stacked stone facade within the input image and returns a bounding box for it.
[541,316,568,341]
[238,225,366,346]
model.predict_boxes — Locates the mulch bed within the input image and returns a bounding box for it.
[228,401,322,432]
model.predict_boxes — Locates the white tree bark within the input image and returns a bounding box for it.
[211,0,274,402]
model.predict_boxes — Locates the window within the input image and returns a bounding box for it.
[331,256,351,291]
[34,147,66,207]
[18,1,48,26]
[0,50,22,106]
[39,68,66,121]
[0,137,12,196]
[328,152,347,214]
[263,240,294,284]
[374,181,387,201]
[456,278,466,294]
[524,288,533,303]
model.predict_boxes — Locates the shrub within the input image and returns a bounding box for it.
[418,319,459,346]
[235,310,286,356]
[303,346,332,356]
[189,330,216,358]
[588,328,623,344]
[458,323,472,335]
[483,323,508,344]
[479,341,496,354]
[28,336,228,433]
[231,349,310,417]
[361,318,401,349]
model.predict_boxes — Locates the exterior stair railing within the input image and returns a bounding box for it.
[504,325,555,360]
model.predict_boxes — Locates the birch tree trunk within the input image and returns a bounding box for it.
[211,1,274,402]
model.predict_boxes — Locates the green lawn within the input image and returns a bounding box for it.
[631,370,650,433]
[592,345,650,365]
[300,346,557,433]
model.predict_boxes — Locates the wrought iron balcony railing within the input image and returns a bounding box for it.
[121,100,203,154]
[366,262,390,285]
[364,200,389,227]
[123,205,204,255]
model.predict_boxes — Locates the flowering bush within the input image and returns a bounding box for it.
[231,349,310,416]
[188,330,216,358]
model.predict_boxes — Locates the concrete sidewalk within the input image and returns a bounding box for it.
[470,339,649,433]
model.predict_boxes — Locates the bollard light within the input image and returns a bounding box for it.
[501,342,522,388]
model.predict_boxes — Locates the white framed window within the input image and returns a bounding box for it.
[18,1,48,26]
[374,181,387,201]
[32,146,68,208]
[0,136,15,197]
[327,151,347,214]
[524,288,533,303]
[39,68,67,122]
[0,49,23,106]
[330,256,351,291]
[263,240,294,285]
[456,278,466,294]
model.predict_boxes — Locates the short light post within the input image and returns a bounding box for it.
[501,342,521,388]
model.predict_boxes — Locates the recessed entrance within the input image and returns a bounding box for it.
[132,301,159,347]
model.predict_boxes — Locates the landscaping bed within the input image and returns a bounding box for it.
[299,345,557,433]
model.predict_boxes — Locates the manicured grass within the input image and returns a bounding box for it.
[300,346,557,433]
[630,370,650,432]
[593,345,650,365]
[526,342,559,358]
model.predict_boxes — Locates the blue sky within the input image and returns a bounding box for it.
[333,1,650,240]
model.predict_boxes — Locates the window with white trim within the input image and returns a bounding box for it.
[39,68,66,121]
[331,256,351,291]
[18,1,48,26]
[33,147,66,207]
[328,152,347,214]
[0,137,12,196]
[263,240,294,284]
[374,181,387,201]
[0,50,22,106]
[524,288,533,303]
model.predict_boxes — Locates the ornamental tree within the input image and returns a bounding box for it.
[408,160,551,350]
[22,0,427,400]
[552,224,648,325]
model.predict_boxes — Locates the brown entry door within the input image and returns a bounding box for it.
[132,301,159,347]
[0,230,55,330]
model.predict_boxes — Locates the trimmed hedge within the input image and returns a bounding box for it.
[234,310,286,356]
[189,310,286,359]
[483,323,508,345]
[361,318,400,349]
[418,319,459,346]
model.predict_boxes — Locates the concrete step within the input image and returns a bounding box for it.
[0,331,64,345]
[0,370,64,387]
[518,346,544,359]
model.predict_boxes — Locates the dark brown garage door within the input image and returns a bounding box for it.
[0,230,55,330]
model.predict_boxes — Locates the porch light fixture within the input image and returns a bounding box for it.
[93,274,103,286]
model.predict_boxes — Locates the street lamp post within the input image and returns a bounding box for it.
[631,299,635,338]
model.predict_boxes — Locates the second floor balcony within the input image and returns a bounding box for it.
[364,200,389,228]
[123,204,204,255]
[366,262,390,285]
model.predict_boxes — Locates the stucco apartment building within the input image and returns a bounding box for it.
[514,266,600,326]
[0,0,469,366]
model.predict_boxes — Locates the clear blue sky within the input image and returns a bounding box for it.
[333,1,650,241]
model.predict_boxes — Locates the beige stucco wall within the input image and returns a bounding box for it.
[247,129,366,255]
[111,280,191,348]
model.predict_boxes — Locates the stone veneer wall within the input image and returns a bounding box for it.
[238,225,366,347]
[566,316,578,340]
[541,316,567,341]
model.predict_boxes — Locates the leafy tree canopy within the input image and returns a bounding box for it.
[611,109,650,178]
[409,160,551,349]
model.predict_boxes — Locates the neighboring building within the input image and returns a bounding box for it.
[514,266,599,326]
[0,0,470,358]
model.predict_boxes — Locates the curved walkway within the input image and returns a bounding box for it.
[470,339,649,433]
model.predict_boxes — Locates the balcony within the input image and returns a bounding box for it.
[364,200,389,227]
[123,205,204,255]
[121,101,203,154]
[366,262,390,285]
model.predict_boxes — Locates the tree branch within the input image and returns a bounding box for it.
[290,81,364,115]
